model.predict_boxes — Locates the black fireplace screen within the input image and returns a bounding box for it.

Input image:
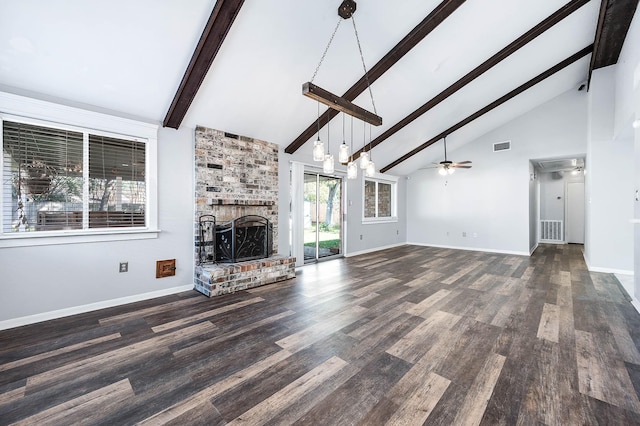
[198,215,272,264]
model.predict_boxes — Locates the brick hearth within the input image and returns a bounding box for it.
[194,256,295,297]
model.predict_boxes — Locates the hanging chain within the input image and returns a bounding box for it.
[351,14,377,115]
[310,18,343,83]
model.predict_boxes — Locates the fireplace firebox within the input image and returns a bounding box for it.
[198,215,273,264]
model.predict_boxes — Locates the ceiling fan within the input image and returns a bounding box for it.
[422,135,472,175]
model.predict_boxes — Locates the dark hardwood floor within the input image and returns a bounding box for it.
[1,244,640,425]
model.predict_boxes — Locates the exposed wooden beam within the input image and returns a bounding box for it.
[587,0,639,89]
[163,0,245,129]
[302,82,382,126]
[380,45,593,173]
[355,0,591,160]
[284,0,467,154]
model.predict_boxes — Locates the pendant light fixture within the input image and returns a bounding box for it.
[347,115,357,179]
[339,113,350,163]
[312,101,324,161]
[365,124,376,176]
[359,121,369,169]
[323,117,335,174]
[304,0,381,169]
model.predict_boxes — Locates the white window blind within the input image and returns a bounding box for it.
[2,119,146,233]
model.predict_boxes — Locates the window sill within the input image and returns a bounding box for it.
[362,217,398,225]
[0,228,161,248]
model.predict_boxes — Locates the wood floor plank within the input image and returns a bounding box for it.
[453,352,506,426]
[139,350,293,425]
[385,371,450,425]
[294,352,411,425]
[442,261,484,285]
[98,295,207,325]
[173,310,295,359]
[0,333,121,373]
[386,310,462,364]
[575,329,640,413]
[228,356,347,425]
[25,322,215,391]
[151,297,263,333]
[537,303,560,343]
[0,385,25,407]
[405,289,452,317]
[12,379,134,425]
[275,306,368,353]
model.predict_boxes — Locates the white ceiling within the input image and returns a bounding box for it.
[0,0,605,176]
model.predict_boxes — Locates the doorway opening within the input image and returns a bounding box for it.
[531,156,585,245]
[303,173,343,263]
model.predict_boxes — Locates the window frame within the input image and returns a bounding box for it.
[362,174,398,224]
[0,91,159,247]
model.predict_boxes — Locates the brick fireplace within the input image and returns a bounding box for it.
[193,126,295,297]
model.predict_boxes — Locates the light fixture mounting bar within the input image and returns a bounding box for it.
[303,82,382,126]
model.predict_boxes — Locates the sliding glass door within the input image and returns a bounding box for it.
[303,173,342,263]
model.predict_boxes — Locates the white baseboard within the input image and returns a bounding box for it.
[632,299,640,315]
[345,243,407,258]
[407,242,530,257]
[582,254,634,275]
[587,266,635,275]
[0,284,195,331]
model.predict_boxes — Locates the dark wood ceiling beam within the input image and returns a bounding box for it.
[284,0,467,154]
[587,0,639,89]
[355,0,591,160]
[302,82,383,125]
[163,0,245,129]
[380,45,593,173]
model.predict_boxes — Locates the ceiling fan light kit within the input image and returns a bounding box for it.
[305,0,380,175]
[423,135,472,176]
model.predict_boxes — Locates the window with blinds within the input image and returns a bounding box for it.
[1,119,146,233]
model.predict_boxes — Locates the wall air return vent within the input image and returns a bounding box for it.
[493,141,511,152]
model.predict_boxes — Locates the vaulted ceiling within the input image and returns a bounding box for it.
[0,0,637,176]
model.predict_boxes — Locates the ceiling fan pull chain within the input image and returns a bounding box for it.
[351,14,377,115]
[310,18,343,84]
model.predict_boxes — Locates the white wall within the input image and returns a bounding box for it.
[407,89,587,255]
[612,9,640,302]
[585,66,635,274]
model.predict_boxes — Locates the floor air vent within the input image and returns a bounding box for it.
[540,220,563,242]
[493,141,511,152]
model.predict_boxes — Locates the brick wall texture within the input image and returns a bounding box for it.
[194,126,279,260]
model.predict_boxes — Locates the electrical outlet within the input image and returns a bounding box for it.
[397,230,399,235]
[156,259,176,278]
[360,234,363,240]
[119,262,128,273]
[462,232,467,237]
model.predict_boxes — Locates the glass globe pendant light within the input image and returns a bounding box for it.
[322,117,334,174]
[312,101,324,161]
[347,116,357,179]
[338,113,350,163]
[364,124,375,176]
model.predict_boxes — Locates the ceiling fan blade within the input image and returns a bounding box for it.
[455,160,472,164]
[451,165,472,169]
[418,166,439,170]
